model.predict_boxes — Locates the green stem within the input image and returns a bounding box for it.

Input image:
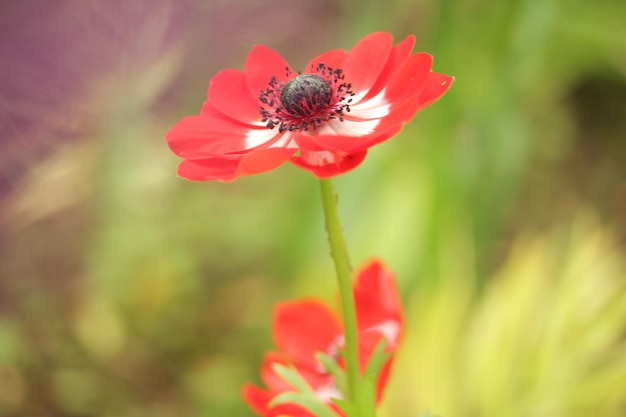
[319,179,360,402]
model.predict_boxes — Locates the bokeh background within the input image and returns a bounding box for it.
[1,0,625,416]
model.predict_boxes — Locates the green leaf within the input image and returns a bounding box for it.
[332,398,359,417]
[355,338,392,417]
[316,352,348,396]
[364,338,391,379]
[271,363,313,393]
[356,372,378,417]
[272,392,338,417]
[269,364,339,417]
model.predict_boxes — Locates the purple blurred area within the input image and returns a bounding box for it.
[0,0,339,200]
[0,1,183,196]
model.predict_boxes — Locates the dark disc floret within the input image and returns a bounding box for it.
[280,74,332,117]
[259,63,355,133]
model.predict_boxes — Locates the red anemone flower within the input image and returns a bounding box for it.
[242,260,403,417]
[166,32,453,181]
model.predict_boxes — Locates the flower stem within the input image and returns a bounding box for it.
[319,178,360,402]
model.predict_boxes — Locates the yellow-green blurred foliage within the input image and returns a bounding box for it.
[382,216,626,417]
[0,0,625,416]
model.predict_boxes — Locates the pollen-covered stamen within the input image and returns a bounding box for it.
[259,63,355,133]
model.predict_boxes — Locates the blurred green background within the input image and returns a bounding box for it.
[1,0,625,416]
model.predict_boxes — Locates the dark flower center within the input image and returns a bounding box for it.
[259,63,354,133]
[279,74,332,117]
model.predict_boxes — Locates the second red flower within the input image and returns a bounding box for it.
[243,260,404,417]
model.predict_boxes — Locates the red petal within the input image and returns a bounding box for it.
[339,98,425,153]
[362,35,416,102]
[354,260,403,333]
[207,69,263,123]
[237,147,296,175]
[273,300,341,366]
[245,45,293,101]
[385,53,433,103]
[305,48,349,73]
[292,131,375,153]
[358,123,405,151]
[416,72,454,110]
[290,93,422,155]
[259,352,292,391]
[166,112,265,159]
[242,384,275,415]
[375,359,393,402]
[290,101,418,156]
[290,149,367,178]
[168,100,288,159]
[354,99,420,149]
[290,132,342,152]
[199,102,265,135]
[342,32,394,100]
[176,147,294,181]
[291,124,401,154]
[166,115,215,157]
[177,158,241,181]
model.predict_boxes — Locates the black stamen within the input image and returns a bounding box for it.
[258,62,354,132]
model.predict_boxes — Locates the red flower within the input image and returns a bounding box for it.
[242,260,403,417]
[166,32,453,181]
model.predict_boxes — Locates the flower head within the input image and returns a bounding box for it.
[167,32,453,181]
[243,260,403,417]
